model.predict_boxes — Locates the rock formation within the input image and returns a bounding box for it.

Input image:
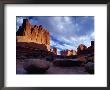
[51,47,57,55]
[77,41,94,55]
[87,41,94,55]
[16,19,50,51]
[77,44,87,55]
[61,49,77,56]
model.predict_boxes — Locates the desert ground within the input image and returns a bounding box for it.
[16,59,89,74]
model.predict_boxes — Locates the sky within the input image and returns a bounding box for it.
[16,16,94,55]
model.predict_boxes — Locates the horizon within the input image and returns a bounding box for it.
[16,16,94,55]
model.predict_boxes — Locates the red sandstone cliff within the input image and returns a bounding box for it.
[16,19,50,51]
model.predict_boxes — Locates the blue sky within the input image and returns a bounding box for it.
[16,16,94,55]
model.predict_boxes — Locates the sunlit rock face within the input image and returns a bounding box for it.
[61,50,77,56]
[77,44,87,55]
[78,44,87,51]
[16,19,50,51]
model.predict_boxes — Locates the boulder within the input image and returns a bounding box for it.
[85,62,94,74]
[23,59,50,74]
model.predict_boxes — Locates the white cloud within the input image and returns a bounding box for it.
[16,17,23,24]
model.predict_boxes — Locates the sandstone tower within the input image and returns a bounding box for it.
[16,19,50,51]
[52,47,57,55]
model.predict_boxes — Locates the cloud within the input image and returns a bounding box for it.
[16,16,94,54]
[16,16,26,30]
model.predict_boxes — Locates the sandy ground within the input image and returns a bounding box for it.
[16,61,89,74]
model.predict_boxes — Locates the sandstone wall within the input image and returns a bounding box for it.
[16,19,50,51]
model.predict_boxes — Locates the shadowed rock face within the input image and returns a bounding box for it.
[16,42,48,51]
[16,19,50,51]
[16,42,51,59]
[77,41,94,55]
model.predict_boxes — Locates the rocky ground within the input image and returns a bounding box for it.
[16,42,94,74]
[16,59,90,74]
